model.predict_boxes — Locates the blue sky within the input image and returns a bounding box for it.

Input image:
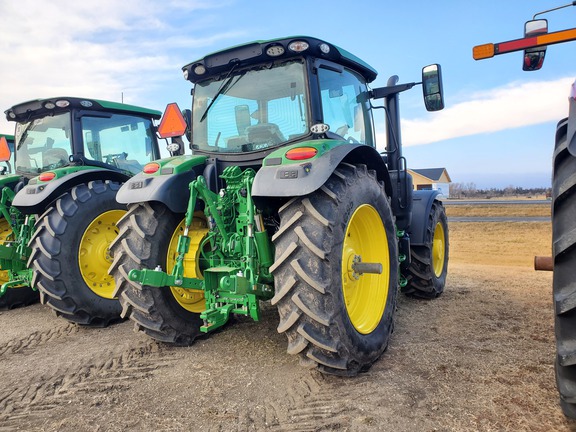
[1,0,575,188]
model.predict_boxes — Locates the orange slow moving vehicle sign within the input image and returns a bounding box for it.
[473,27,576,60]
[0,136,11,162]
[157,103,187,139]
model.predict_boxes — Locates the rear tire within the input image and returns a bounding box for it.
[109,202,207,346]
[28,180,123,326]
[552,120,576,418]
[403,200,449,299]
[271,163,398,376]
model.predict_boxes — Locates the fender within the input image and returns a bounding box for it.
[408,190,441,246]
[252,141,391,200]
[116,155,207,214]
[12,168,130,215]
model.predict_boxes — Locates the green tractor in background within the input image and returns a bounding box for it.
[0,97,162,323]
[110,36,449,375]
[0,133,39,309]
[474,2,576,417]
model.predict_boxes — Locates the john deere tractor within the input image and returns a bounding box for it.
[0,97,162,323]
[474,2,576,417]
[110,36,449,375]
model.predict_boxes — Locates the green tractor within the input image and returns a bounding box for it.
[110,36,449,375]
[474,2,576,417]
[0,97,162,322]
[0,133,38,309]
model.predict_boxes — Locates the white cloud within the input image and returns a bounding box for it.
[399,77,574,146]
[0,0,241,134]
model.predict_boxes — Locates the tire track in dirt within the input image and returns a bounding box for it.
[0,340,176,430]
[215,372,359,431]
[0,323,79,356]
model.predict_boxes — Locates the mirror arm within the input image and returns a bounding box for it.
[534,1,576,19]
[370,82,417,100]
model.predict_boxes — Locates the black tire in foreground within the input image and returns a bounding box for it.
[552,120,576,418]
[0,287,39,310]
[28,180,123,326]
[0,217,39,310]
[271,163,398,376]
[403,200,449,299]
[109,202,208,345]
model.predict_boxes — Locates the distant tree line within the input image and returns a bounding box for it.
[448,182,551,199]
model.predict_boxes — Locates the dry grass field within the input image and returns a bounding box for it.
[0,200,572,431]
[447,202,551,267]
[450,222,551,267]
[446,203,551,218]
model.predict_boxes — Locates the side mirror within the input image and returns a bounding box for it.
[523,19,547,71]
[422,64,444,112]
[182,109,192,143]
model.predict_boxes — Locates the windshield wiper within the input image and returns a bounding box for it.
[16,121,35,150]
[199,70,245,123]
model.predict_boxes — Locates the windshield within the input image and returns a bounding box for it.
[192,60,309,153]
[81,113,157,175]
[15,112,72,175]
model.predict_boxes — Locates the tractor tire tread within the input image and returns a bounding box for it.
[553,125,576,418]
[29,180,123,327]
[273,163,397,376]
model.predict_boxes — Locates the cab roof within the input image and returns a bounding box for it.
[182,36,378,84]
[5,97,161,122]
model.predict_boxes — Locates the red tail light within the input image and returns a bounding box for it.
[39,172,56,182]
[285,147,318,161]
[143,162,160,174]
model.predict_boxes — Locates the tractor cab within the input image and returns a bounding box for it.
[5,97,162,180]
[182,37,377,158]
[173,36,442,164]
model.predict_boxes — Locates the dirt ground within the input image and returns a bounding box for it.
[1,216,574,431]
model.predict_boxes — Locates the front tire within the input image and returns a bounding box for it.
[403,200,449,299]
[109,202,208,345]
[552,121,576,418]
[271,163,398,376]
[28,180,123,326]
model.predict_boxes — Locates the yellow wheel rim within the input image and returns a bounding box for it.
[341,204,389,335]
[0,218,12,285]
[432,222,446,277]
[167,216,208,313]
[78,209,125,299]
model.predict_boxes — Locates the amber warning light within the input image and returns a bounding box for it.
[157,103,187,139]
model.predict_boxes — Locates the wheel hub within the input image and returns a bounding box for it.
[341,204,390,335]
[78,209,126,299]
